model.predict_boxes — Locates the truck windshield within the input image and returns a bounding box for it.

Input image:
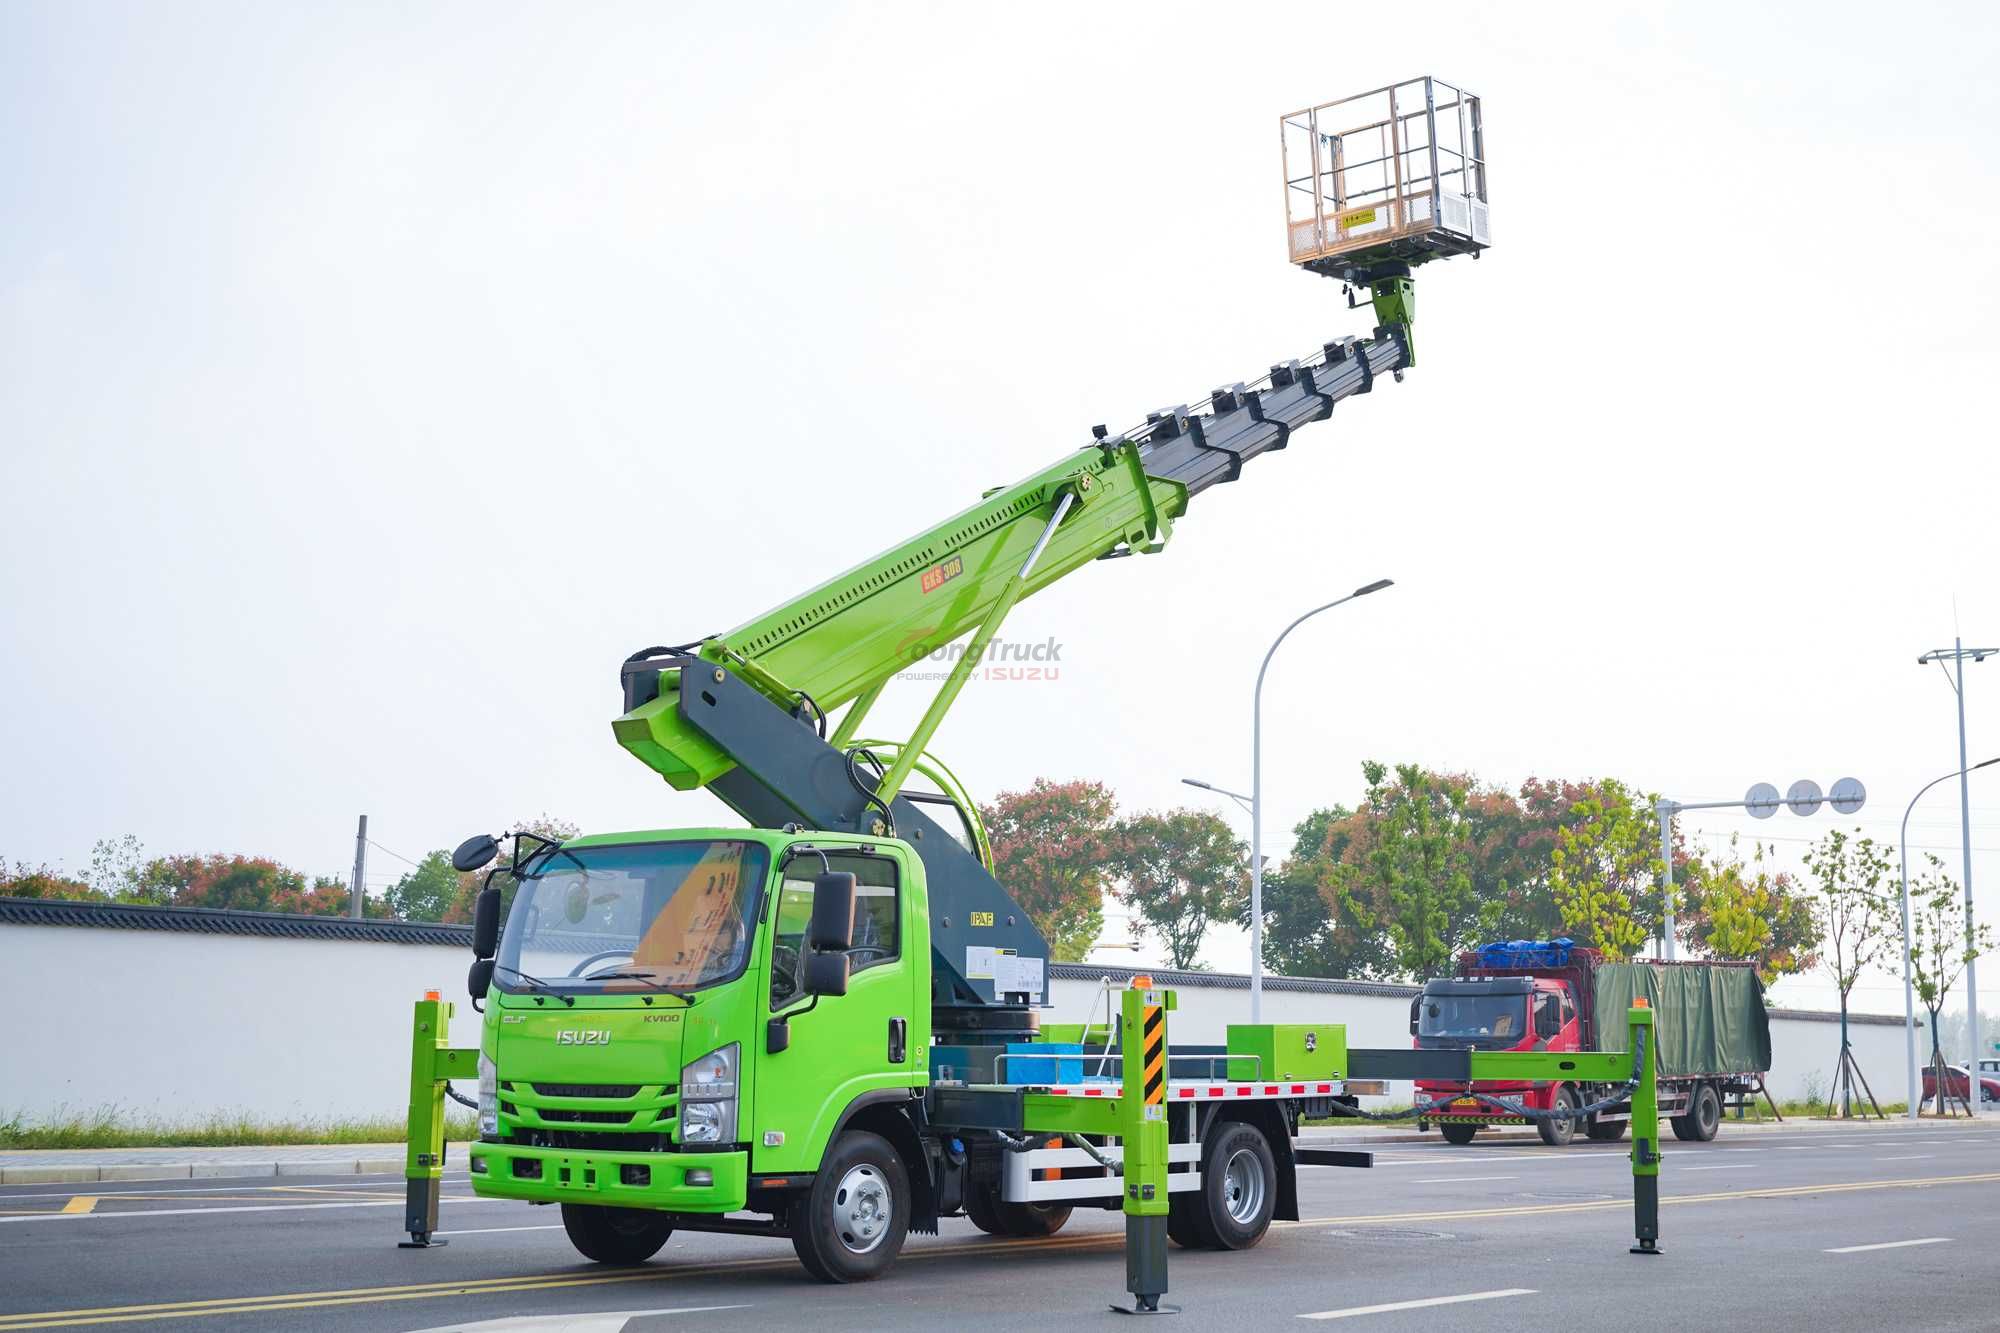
[495,840,771,994]
[1416,994,1527,1045]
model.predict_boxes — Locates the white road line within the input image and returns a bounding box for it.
[1411,1176,1518,1184]
[0,1176,473,1202]
[1876,1155,1934,1161]
[0,1196,506,1224]
[1683,1165,1756,1172]
[1825,1237,1951,1254]
[435,1224,567,1236]
[1300,1289,1537,1320]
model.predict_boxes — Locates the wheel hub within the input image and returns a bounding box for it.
[833,1163,892,1254]
[1223,1147,1266,1225]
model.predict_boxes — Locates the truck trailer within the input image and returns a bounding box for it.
[1413,939,1774,1146]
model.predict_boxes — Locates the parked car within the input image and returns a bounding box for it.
[1920,1062,2000,1107]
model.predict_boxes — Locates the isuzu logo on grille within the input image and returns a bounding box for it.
[555,1029,610,1046]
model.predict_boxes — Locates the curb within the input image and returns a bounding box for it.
[2,1157,412,1185]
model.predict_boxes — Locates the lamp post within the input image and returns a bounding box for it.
[1900,756,2000,1119]
[1918,640,1993,1113]
[1238,578,1393,1022]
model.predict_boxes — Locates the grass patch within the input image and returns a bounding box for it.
[0,1107,477,1150]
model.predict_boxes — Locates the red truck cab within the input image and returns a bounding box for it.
[1412,975,1581,1144]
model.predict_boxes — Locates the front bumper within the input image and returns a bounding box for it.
[469,1141,748,1212]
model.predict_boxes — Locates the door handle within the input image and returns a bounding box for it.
[888,1017,907,1064]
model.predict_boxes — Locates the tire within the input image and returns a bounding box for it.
[1675,1083,1721,1142]
[559,1203,674,1265]
[1167,1194,1205,1249]
[1537,1085,1578,1147]
[1584,1115,1627,1142]
[1185,1121,1277,1251]
[791,1130,909,1283]
[961,1180,1070,1237]
[1439,1122,1479,1146]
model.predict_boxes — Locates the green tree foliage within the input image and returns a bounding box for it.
[1546,778,1660,960]
[0,859,93,899]
[1802,827,1897,1024]
[1,838,381,917]
[443,814,583,924]
[1113,808,1246,969]
[1675,836,1820,982]
[1906,854,1994,1068]
[1239,806,1396,981]
[1327,762,1490,979]
[981,778,1120,962]
[385,850,462,923]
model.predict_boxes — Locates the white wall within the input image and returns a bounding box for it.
[0,920,1922,1123]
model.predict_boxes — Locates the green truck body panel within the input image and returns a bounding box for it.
[1590,962,1772,1079]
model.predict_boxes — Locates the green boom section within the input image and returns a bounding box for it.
[616,331,1408,791]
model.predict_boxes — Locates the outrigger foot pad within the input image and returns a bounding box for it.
[1629,1240,1662,1256]
[398,1234,449,1249]
[1110,1298,1180,1315]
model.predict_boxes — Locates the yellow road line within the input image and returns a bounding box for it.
[1,1170,1994,1330]
[58,1199,96,1216]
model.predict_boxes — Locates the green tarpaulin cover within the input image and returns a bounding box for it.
[1591,963,1772,1077]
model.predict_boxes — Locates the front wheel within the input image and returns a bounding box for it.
[560,1203,674,1265]
[1537,1085,1578,1147]
[1438,1122,1480,1146]
[792,1130,909,1283]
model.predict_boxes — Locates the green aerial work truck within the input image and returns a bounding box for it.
[399,79,1666,1304]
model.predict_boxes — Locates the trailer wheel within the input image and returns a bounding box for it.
[1536,1085,1578,1147]
[791,1130,909,1283]
[1183,1121,1277,1251]
[1672,1083,1720,1142]
[962,1181,1071,1237]
[559,1203,674,1265]
[1439,1122,1479,1145]
[1584,1115,1626,1142]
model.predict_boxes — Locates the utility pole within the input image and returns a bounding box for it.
[1919,639,1993,1113]
[350,814,369,920]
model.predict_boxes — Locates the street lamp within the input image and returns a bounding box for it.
[1917,639,1993,1113]
[1241,578,1393,1021]
[1181,777,1253,815]
[1900,756,2000,1119]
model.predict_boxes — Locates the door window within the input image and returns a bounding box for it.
[768,852,900,1010]
[1534,992,1561,1039]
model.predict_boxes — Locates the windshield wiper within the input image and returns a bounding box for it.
[583,971,698,1002]
[493,963,575,1006]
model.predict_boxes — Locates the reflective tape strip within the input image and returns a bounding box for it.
[1142,1004,1166,1105]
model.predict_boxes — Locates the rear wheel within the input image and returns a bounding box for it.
[962,1181,1071,1237]
[1672,1083,1721,1142]
[791,1130,909,1283]
[559,1204,674,1265]
[1584,1115,1627,1142]
[1537,1085,1578,1147]
[1183,1122,1277,1250]
[1438,1122,1479,1146]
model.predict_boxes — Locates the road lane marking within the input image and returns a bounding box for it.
[434,1224,566,1236]
[59,1198,97,1215]
[1825,1237,1951,1254]
[3,1172,1996,1329]
[0,1179,472,1202]
[1299,1289,1536,1320]
[1411,1176,1517,1184]
[1876,1155,1933,1161]
[1683,1166,1754,1172]
[0,1197,503,1225]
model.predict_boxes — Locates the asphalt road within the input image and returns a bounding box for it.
[3,1122,1996,1332]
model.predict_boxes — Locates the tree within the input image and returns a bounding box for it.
[1675,836,1821,983]
[1238,806,1397,981]
[1114,809,1245,969]
[385,851,461,922]
[1327,762,1489,979]
[1545,778,1660,960]
[443,814,583,924]
[1802,827,1897,1117]
[0,858,95,900]
[981,779,1121,962]
[1907,854,1994,1110]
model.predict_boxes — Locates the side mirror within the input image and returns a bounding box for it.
[467,957,495,1000]
[804,950,850,998]
[453,834,500,874]
[471,887,502,960]
[1408,996,1422,1036]
[808,872,857,952]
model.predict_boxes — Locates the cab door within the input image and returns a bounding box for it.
[751,849,920,1175]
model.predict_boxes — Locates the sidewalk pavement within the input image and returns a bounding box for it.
[4,1113,1991,1185]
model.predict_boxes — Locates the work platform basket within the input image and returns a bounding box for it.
[1281,76,1489,278]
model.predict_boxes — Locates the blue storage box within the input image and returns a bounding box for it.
[1002,1042,1084,1085]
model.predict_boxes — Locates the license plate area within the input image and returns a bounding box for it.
[553,1158,601,1191]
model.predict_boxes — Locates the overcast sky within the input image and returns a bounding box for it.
[5,2,1997,1019]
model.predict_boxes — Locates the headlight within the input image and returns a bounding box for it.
[478,1051,499,1139]
[679,1043,739,1145]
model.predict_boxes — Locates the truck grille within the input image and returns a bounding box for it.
[532,1083,640,1098]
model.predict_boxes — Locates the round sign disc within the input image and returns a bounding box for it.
[1786,778,1824,816]
[1744,782,1781,819]
[1830,777,1867,815]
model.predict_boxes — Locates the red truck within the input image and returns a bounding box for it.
[1410,940,1772,1147]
